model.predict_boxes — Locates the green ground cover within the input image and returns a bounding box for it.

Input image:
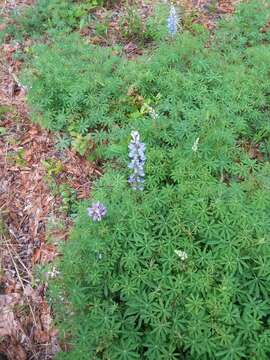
[5,0,270,358]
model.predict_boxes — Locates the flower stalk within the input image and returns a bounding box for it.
[167,5,178,37]
[128,131,146,191]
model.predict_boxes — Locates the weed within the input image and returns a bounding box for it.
[143,4,169,42]
[119,7,144,41]
[0,105,12,120]
[43,159,64,177]
[0,127,7,136]
[119,3,170,43]
[70,133,92,156]
[0,215,7,236]
[94,22,109,38]
[55,134,72,152]
[7,149,27,167]
[59,183,78,216]
[93,13,111,38]
[45,216,66,244]
[42,161,79,216]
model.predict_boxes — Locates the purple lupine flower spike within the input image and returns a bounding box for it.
[87,202,107,221]
[167,5,178,36]
[128,131,146,191]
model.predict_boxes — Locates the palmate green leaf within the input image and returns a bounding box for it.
[248,330,270,360]
[110,338,141,360]
[236,311,262,341]
[216,336,247,360]
[143,330,182,360]
[183,317,218,359]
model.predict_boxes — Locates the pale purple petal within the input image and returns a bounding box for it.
[87,202,107,222]
[128,130,146,191]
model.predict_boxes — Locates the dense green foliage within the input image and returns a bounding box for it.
[3,0,102,41]
[25,37,126,131]
[24,0,270,358]
[118,4,168,43]
[3,0,166,43]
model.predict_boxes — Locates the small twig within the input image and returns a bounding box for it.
[6,230,33,281]
[4,237,37,328]
[9,67,27,91]
[0,58,28,93]
[8,65,28,93]
[1,237,39,360]
[4,240,39,360]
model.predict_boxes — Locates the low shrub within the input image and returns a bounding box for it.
[24,34,130,132]
[4,0,103,41]
[26,0,270,358]
[118,4,169,43]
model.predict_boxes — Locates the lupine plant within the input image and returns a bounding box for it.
[25,0,270,358]
[87,202,107,222]
[128,131,146,190]
[167,5,178,36]
[2,0,114,41]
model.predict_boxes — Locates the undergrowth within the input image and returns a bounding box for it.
[22,0,270,358]
[2,0,168,45]
[3,0,105,41]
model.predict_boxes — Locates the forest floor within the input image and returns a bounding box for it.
[0,0,238,359]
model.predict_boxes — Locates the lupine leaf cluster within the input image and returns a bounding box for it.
[2,0,109,42]
[23,35,129,136]
[25,1,270,358]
